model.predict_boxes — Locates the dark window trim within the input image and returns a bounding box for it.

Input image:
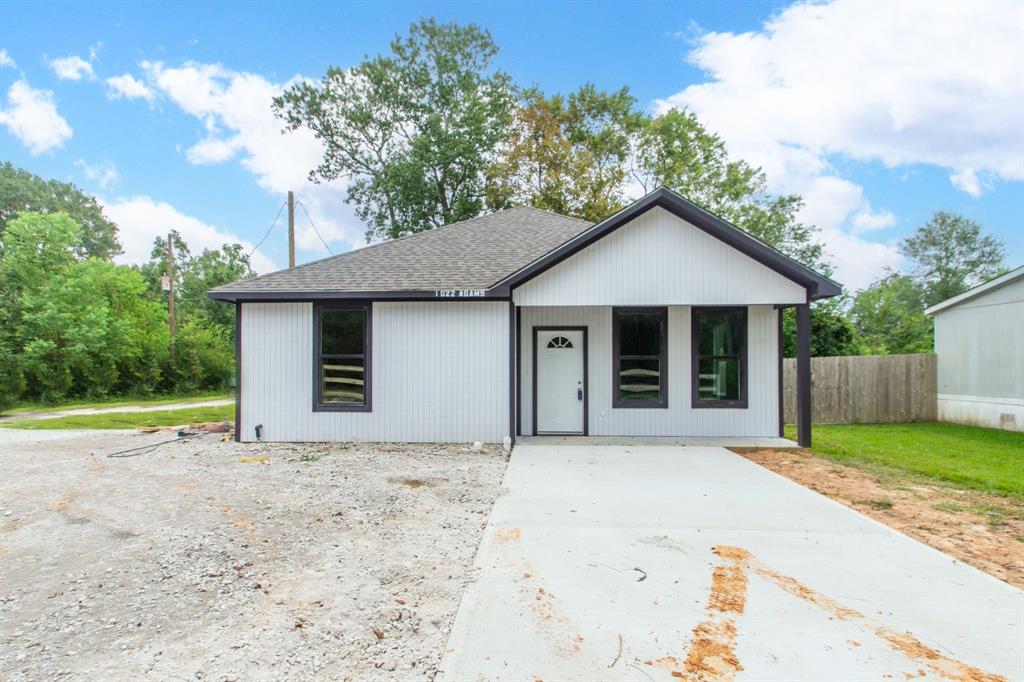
[531,326,589,436]
[612,307,668,409]
[313,301,372,413]
[691,306,748,409]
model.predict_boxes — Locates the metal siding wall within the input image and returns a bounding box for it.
[513,207,807,307]
[520,305,778,437]
[933,278,1024,401]
[241,301,509,442]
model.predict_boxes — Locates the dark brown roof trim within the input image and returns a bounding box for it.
[208,289,511,303]
[490,187,842,300]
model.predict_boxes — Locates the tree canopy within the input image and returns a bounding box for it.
[0,162,121,260]
[899,211,1006,307]
[274,19,515,241]
[849,273,934,355]
[486,85,644,222]
[0,203,254,409]
[0,212,164,406]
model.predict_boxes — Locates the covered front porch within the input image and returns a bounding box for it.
[511,303,814,446]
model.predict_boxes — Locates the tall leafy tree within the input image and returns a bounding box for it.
[849,273,933,355]
[635,108,827,273]
[0,162,121,259]
[486,85,645,222]
[274,19,515,240]
[0,212,166,403]
[900,211,1006,307]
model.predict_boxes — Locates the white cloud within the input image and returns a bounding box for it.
[49,55,95,81]
[0,49,15,69]
[0,80,73,154]
[75,159,119,190]
[138,60,359,255]
[949,168,984,198]
[655,0,1024,291]
[105,74,155,102]
[851,209,896,233]
[102,195,278,274]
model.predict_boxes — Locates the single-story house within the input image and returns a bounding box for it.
[209,188,841,445]
[925,265,1024,431]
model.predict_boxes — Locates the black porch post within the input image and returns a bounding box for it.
[796,302,812,447]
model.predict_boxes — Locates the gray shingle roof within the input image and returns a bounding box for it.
[209,206,592,298]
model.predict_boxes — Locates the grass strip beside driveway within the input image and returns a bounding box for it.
[786,422,1024,499]
[2,404,234,430]
[3,392,233,416]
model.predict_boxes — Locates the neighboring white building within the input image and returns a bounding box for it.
[925,266,1024,432]
[210,188,840,445]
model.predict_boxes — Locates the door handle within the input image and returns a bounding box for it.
[577,388,583,401]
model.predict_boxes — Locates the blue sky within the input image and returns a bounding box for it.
[1,0,1021,291]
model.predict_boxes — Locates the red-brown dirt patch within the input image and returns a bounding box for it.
[736,449,1024,588]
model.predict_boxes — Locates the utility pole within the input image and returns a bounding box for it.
[287,190,295,269]
[167,233,175,365]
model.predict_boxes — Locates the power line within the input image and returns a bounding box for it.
[295,199,334,255]
[248,199,288,260]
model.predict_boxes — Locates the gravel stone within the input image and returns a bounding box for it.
[0,429,508,680]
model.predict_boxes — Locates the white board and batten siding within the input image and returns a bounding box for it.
[240,301,509,442]
[513,206,807,307]
[519,305,781,437]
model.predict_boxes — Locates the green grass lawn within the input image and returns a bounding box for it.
[2,391,233,416]
[785,422,1024,499]
[1,404,234,430]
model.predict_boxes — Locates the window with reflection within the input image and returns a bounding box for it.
[613,308,667,408]
[315,304,370,411]
[692,307,747,408]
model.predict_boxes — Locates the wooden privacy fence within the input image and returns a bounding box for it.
[783,353,936,424]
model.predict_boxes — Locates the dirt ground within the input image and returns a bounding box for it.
[0,429,508,681]
[737,448,1024,589]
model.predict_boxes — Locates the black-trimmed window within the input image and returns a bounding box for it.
[692,307,747,408]
[613,307,668,408]
[314,302,371,412]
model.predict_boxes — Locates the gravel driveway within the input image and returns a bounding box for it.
[0,429,507,680]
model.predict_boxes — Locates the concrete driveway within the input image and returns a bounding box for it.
[441,443,1022,681]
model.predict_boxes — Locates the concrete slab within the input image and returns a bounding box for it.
[441,444,1023,681]
[519,435,801,448]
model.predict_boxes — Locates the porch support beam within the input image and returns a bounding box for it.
[508,301,516,444]
[796,302,812,447]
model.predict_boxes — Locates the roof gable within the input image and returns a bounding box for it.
[493,187,841,300]
[511,205,809,306]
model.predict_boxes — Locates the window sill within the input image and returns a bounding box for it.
[692,400,748,409]
[313,403,372,413]
[612,401,668,409]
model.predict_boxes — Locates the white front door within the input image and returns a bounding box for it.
[536,329,585,434]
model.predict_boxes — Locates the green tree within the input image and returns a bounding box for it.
[782,299,862,358]
[486,85,645,222]
[136,231,251,392]
[849,273,933,355]
[636,108,827,272]
[0,162,121,259]
[0,212,166,403]
[900,211,1006,307]
[275,19,515,240]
